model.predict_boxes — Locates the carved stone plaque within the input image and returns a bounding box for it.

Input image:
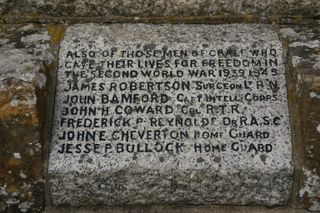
[48,24,293,206]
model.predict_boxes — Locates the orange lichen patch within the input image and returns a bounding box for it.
[47,24,65,44]
[31,160,43,177]
[0,80,35,95]
[0,103,38,125]
[0,169,8,179]
[0,81,40,126]
[27,191,33,198]
[25,12,43,19]
[7,185,18,193]
[0,91,11,108]
[311,81,320,90]
[7,158,23,168]
[243,14,256,22]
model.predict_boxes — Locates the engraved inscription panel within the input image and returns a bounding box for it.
[49,24,293,206]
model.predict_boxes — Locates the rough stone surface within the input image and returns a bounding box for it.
[0,24,56,212]
[0,0,319,19]
[49,24,293,206]
[280,22,320,211]
[45,205,312,213]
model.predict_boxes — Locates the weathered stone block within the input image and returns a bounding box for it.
[49,24,293,206]
[280,23,320,211]
[0,0,319,20]
[0,24,57,212]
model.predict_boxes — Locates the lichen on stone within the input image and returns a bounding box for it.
[0,23,57,212]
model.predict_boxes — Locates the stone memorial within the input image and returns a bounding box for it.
[48,24,293,206]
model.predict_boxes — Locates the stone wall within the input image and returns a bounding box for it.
[282,23,320,211]
[0,1,319,212]
[0,24,59,212]
[0,0,319,20]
